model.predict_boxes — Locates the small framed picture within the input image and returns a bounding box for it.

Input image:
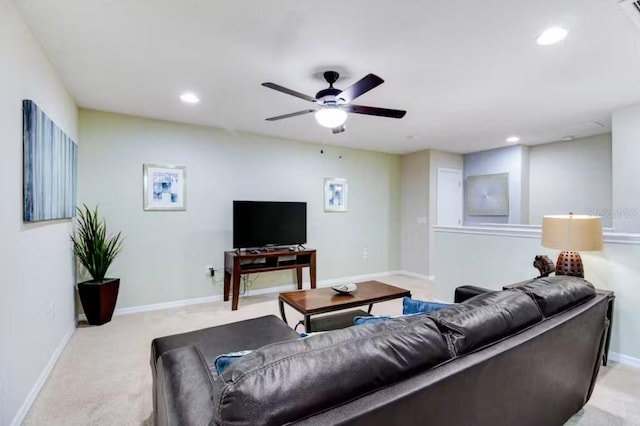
[324,178,348,212]
[143,163,186,211]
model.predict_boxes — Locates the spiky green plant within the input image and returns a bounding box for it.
[71,204,124,282]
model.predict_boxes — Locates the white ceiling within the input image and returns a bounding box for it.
[15,0,640,154]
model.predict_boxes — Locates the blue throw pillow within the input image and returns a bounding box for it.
[353,312,428,326]
[402,297,452,315]
[215,332,328,374]
[214,350,253,375]
[353,315,394,325]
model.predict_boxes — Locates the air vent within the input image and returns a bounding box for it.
[619,0,640,31]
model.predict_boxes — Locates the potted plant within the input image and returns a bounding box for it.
[71,204,124,325]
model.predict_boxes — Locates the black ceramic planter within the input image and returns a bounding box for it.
[77,278,120,325]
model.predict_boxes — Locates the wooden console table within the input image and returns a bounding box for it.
[224,248,316,310]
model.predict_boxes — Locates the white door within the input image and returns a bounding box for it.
[437,168,463,226]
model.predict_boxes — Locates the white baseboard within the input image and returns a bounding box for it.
[78,270,415,320]
[609,351,640,369]
[11,321,77,426]
[397,270,435,281]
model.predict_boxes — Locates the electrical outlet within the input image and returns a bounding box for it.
[206,266,215,277]
[362,248,369,260]
[48,301,56,319]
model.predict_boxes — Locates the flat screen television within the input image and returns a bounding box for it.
[233,201,307,249]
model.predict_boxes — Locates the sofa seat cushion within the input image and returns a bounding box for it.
[427,290,543,356]
[514,276,596,317]
[211,317,451,426]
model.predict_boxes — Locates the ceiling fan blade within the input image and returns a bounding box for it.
[335,74,384,103]
[265,109,316,121]
[332,125,346,134]
[342,104,406,119]
[261,82,316,102]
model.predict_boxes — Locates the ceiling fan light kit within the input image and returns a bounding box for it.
[262,71,406,133]
[315,106,347,128]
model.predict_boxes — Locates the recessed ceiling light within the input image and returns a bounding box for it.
[180,92,200,104]
[506,136,520,143]
[536,27,569,46]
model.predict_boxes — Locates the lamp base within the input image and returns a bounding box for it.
[555,251,584,278]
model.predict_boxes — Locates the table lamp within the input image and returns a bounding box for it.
[541,213,603,278]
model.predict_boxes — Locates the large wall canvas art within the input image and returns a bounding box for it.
[465,172,509,216]
[23,100,78,222]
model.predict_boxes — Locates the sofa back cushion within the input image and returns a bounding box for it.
[211,317,451,426]
[513,276,596,317]
[427,290,543,356]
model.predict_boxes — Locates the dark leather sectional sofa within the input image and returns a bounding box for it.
[150,276,611,426]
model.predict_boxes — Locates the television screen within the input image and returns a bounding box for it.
[233,201,307,249]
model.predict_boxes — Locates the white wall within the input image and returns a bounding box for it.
[463,145,527,224]
[400,151,430,275]
[78,109,401,308]
[0,1,78,424]
[529,134,612,226]
[520,146,530,224]
[428,150,463,273]
[612,104,640,233]
[432,228,640,363]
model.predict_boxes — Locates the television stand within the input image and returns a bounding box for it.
[223,248,316,310]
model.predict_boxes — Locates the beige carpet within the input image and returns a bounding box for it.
[23,275,640,425]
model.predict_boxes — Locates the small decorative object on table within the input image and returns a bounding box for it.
[331,283,357,294]
[533,255,555,278]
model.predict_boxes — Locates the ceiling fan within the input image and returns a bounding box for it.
[261,71,407,134]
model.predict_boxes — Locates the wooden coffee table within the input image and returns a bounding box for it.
[278,280,411,333]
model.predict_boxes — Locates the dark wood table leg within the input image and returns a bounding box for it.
[296,267,303,290]
[310,252,317,289]
[279,299,288,325]
[232,271,241,311]
[304,315,312,333]
[368,304,374,314]
[603,295,615,366]
[223,271,231,302]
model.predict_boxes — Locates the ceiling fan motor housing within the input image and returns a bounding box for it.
[316,70,342,102]
[316,87,341,102]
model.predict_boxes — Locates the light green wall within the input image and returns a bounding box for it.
[0,0,78,424]
[78,109,401,308]
[400,150,430,274]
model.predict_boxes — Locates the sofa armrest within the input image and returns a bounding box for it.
[155,345,215,426]
[454,285,493,303]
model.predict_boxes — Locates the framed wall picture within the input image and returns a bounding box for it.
[143,163,186,211]
[23,100,78,222]
[324,178,348,212]
[465,172,509,216]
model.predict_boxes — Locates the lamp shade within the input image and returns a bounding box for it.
[541,214,603,252]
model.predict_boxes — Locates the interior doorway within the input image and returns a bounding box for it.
[436,168,463,226]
